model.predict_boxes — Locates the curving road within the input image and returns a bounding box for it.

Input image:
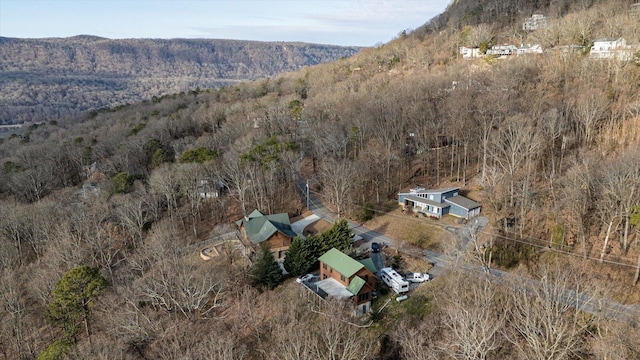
[295,175,640,323]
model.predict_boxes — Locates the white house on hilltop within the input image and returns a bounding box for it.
[487,45,518,57]
[459,46,482,60]
[590,38,633,60]
[517,44,543,55]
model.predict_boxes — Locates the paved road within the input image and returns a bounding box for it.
[297,176,396,249]
[295,175,640,323]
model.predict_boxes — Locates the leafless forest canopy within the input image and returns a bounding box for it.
[0,36,360,124]
[1,0,640,358]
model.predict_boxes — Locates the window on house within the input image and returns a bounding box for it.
[323,263,327,270]
[358,293,369,302]
[340,275,345,282]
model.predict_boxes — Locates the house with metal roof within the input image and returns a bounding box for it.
[316,248,377,314]
[236,209,297,259]
[398,186,481,219]
[517,44,543,55]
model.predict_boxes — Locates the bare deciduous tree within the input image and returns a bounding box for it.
[113,190,150,247]
[570,88,608,146]
[319,158,355,217]
[223,158,250,216]
[310,299,375,360]
[149,164,180,219]
[0,270,32,359]
[489,115,542,210]
[443,272,506,360]
[395,318,443,360]
[506,264,594,360]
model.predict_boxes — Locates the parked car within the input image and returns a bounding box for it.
[405,272,430,283]
[371,242,380,253]
[296,274,314,283]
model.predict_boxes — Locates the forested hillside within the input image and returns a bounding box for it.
[0,36,360,124]
[1,0,640,358]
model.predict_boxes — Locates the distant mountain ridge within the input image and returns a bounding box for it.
[0,36,361,124]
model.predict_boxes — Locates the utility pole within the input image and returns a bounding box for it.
[306,180,309,210]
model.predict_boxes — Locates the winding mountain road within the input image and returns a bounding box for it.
[295,176,640,323]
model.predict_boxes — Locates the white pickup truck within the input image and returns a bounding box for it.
[405,272,430,283]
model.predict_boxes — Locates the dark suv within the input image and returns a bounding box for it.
[371,242,380,253]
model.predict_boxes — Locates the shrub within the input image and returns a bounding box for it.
[37,340,72,360]
[490,238,535,269]
[358,202,374,222]
[128,122,146,136]
[382,200,398,213]
[178,147,218,163]
[403,295,431,320]
[112,172,133,194]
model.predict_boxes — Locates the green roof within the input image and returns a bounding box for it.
[235,209,266,227]
[346,276,366,295]
[358,258,377,274]
[236,210,297,244]
[318,248,364,278]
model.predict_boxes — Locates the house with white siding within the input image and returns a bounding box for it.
[459,46,482,59]
[517,44,543,55]
[590,38,633,60]
[487,45,518,57]
[398,186,481,220]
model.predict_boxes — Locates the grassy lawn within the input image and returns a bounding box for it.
[363,207,455,253]
[370,275,446,332]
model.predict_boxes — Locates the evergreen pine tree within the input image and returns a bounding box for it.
[320,219,354,253]
[283,236,312,277]
[304,234,323,265]
[46,265,108,340]
[250,244,283,290]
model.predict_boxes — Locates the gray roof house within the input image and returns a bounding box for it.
[398,186,481,219]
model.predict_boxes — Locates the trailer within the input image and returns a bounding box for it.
[379,267,409,294]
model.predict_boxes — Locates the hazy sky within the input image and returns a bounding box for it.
[0,0,450,46]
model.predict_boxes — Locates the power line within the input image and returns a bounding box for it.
[298,181,640,269]
[297,180,640,321]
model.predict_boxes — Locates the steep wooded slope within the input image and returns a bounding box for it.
[1,1,640,359]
